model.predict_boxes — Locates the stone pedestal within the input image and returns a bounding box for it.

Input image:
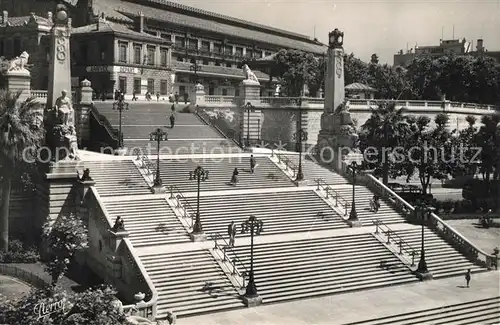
[347,220,363,227]
[76,178,95,222]
[240,80,260,101]
[190,232,207,242]
[75,79,93,146]
[243,294,263,307]
[151,184,165,194]
[108,229,130,252]
[415,271,433,281]
[194,83,206,106]
[5,70,31,100]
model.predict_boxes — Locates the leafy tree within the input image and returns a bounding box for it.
[343,53,369,85]
[0,285,129,325]
[42,214,88,286]
[451,115,478,177]
[0,91,44,252]
[406,55,443,100]
[475,114,500,186]
[360,102,409,184]
[272,49,323,97]
[404,114,454,194]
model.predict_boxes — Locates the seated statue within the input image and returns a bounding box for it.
[55,89,73,125]
[242,64,260,84]
[7,51,29,72]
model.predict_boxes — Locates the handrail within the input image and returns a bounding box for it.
[194,106,242,148]
[209,232,249,290]
[365,174,496,269]
[89,104,120,142]
[314,178,350,216]
[372,219,417,259]
[140,155,156,182]
[276,154,298,178]
[88,187,158,318]
[167,185,196,229]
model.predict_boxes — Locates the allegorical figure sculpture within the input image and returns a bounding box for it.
[7,51,30,71]
[65,125,78,159]
[242,64,260,84]
[55,89,73,125]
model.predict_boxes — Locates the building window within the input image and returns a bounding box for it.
[215,60,221,66]
[13,38,21,55]
[226,63,232,68]
[119,42,127,63]
[134,45,142,64]
[0,40,4,56]
[160,80,168,95]
[118,77,127,93]
[161,34,171,41]
[222,88,228,96]
[99,43,107,60]
[208,87,215,95]
[175,37,185,48]
[145,30,157,36]
[147,46,155,65]
[202,59,208,65]
[176,56,183,62]
[255,51,262,59]
[224,45,232,55]
[213,43,221,54]
[235,88,240,97]
[235,47,243,57]
[187,38,197,50]
[133,78,141,94]
[201,41,210,52]
[246,49,253,58]
[147,78,154,93]
[160,48,168,66]
[80,44,88,61]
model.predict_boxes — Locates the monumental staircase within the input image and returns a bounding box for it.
[91,102,240,155]
[76,113,496,322]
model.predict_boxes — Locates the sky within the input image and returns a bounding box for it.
[169,0,500,64]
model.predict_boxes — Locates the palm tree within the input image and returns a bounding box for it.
[0,90,44,252]
[361,101,408,185]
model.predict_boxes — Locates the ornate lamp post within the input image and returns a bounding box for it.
[347,161,361,223]
[293,128,308,181]
[241,215,264,306]
[149,128,168,190]
[415,200,435,280]
[112,96,129,148]
[245,102,253,147]
[189,166,209,240]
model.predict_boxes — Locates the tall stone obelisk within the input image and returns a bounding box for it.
[46,4,72,111]
[316,29,361,169]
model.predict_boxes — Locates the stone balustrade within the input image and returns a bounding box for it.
[31,90,48,98]
[363,174,496,270]
[87,186,158,319]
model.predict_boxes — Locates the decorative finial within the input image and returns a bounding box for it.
[328,28,344,49]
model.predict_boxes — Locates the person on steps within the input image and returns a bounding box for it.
[230,168,239,186]
[169,113,175,129]
[465,269,471,288]
[250,155,256,174]
[228,221,237,247]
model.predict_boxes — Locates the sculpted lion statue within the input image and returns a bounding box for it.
[7,51,29,71]
[242,64,260,84]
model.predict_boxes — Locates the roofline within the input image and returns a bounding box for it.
[121,12,326,54]
[126,0,320,45]
[72,27,171,44]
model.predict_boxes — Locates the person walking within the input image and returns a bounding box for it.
[228,221,237,247]
[169,113,176,129]
[230,168,239,186]
[250,155,256,174]
[465,269,471,288]
[174,92,179,104]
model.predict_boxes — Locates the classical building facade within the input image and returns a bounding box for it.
[0,0,327,100]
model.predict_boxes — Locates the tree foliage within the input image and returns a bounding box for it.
[0,285,129,325]
[42,214,88,286]
[0,91,45,252]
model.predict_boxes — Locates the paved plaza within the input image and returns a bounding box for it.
[182,271,500,325]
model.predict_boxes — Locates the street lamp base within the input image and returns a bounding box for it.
[242,294,262,307]
[414,271,433,281]
[347,219,363,227]
[190,231,207,242]
[151,184,165,194]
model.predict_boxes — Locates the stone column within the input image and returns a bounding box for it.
[240,80,260,102]
[106,229,129,280]
[76,176,95,223]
